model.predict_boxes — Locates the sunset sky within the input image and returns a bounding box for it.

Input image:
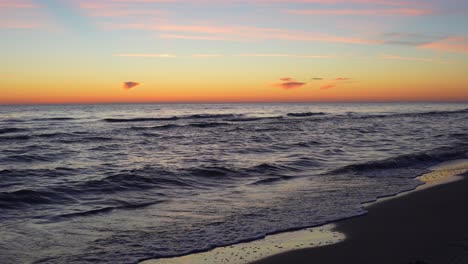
[2,0,468,103]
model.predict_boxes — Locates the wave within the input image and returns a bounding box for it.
[188,122,229,128]
[131,122,229,131]
[81,168,192,192]
[184,114,238,119]
[1,154,55,163]
[287,112,326,117]
[449,132,468,140]
[0,189,75,209]
[351,108,468,120]
[331,144,468,176]
[250,175,294,185]
[186,166,239,179]
[51,201,161,221]
[291,140,322,147]
[32,117,75,121]
[0,135,31,141]
[103,117,179,123]
[55,136,114,144]
[36,132,74,138]
[103,114,239,123]
[0,128,28,134]
[245,163,300,175]
[224,116,283,122]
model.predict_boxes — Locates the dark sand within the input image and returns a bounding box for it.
[253,172,468,264]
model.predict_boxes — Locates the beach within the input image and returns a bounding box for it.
[253,168,468,264]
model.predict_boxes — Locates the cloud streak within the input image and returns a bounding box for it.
[81,0,413,6]
[382,54,448,63]
[286,8,432,16]
[419,37,468,54]
[235,54,337,58]
[0,1,38,9]
[114,53,176,58]
[320,84,336,89]
[106,23,378,45]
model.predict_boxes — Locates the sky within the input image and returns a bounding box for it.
[1,0,468,104]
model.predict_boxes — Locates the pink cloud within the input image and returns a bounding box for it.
[0,1,56,30]
[0,21,42,29]
[107,23,377,45]
[381,54,448,63]
[419,37,468,54]
[88,0,411,5]
[320,83,336,89]
[235,54,337,58]
[159,34,242,41]
[0,1,38,8]
[285,8,432,16]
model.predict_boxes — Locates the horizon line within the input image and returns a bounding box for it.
[1,100,467,106]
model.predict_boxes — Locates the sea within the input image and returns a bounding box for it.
[0,103,467,264]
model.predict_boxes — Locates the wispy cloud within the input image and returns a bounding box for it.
[235,54,337,58]
[320,84,336,89]
[0,0,52,29]
[381,54,448,63]
[113,53,338,59]
[123,81,140,90]
[83,0,413,6]
[274,77,307,90]
[319,77,355,89]
[0,1,38,8]
[311,77,323,80]
[114,53,176,58]
[191,54,223,58]
[419,37,468,54]
[160,34,241,41]
[0,21,43,29]
[381,32,445,46]
[106,23,378,44]
[285,8,432,16]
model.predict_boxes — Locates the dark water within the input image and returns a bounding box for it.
[0,103,467,264]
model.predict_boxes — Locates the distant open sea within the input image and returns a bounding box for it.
[1,103,468,263]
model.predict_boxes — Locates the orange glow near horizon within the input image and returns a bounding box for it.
[1,0,468,104]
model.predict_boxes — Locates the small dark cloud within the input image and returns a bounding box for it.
[275,77,306,90]
[123,81,140,90]
[280,81,306,89]
[311,77,323,80]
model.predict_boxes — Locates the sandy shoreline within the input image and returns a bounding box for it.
[253,161,468,264]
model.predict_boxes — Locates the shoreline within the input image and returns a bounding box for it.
[141,159,468,264]
[252,160,468,264]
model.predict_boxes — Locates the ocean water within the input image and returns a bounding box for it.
[0,103,467,264]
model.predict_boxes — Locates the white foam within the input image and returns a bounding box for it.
[140,224,344,264]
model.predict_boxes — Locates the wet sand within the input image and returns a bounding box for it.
[253,171,468,264]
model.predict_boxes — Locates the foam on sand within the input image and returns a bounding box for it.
[419,159,468,187]
[140,224,344,264]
